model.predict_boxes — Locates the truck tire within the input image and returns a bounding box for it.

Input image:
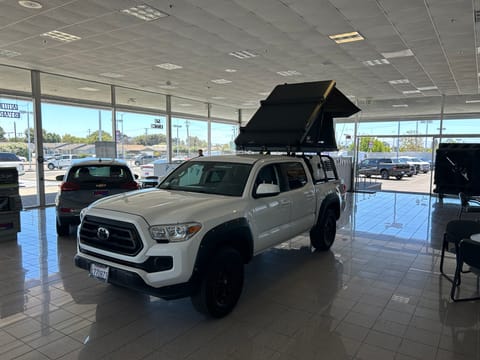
[48,163,55,170]
[395,175,402,180]
[310,208,336,251]
[381,170,389,179]
[191,247,244,318]
[56,219,70,236]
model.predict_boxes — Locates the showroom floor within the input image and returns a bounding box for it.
[1,192,479,360]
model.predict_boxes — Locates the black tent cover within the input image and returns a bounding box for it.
[234,80,360,152]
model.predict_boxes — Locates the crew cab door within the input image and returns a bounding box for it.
[278,161,316,237]
[249,164,291,252]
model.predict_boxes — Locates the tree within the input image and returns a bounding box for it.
[351,137,391,152]
[62,134,85,143]
[0,126,6,141]
[399,131,424,152]
[43,130,62,143]
[86,130,112,143]
[132,133,167,145]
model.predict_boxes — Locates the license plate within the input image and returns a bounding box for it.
[93,190,109,196]
[89,263,109,282]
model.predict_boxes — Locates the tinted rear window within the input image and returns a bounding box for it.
[68,165,133,185]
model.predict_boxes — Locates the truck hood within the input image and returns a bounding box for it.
[90,188,239,224]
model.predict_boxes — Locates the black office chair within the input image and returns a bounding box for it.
[458,192,480,219]
[440,193,480,282]
[450,238,480,302]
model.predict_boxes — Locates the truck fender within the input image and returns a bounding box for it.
[189,218,253,284]
[318,193,341,222]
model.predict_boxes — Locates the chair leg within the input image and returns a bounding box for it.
[440,233,454,282]
[451,261,480,302]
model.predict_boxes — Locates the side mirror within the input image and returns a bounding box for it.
[255,183,280,198]
[134,174,139,180]
[55,175,64,181]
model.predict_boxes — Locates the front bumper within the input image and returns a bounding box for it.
[75,255,195,300]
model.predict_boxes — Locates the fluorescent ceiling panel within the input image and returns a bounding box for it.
[121,4,168,21]
[329,31,364,44]
[381,49,414,58]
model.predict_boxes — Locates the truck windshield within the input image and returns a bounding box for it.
[159,161,252,196]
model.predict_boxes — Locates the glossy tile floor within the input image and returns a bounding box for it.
[1,192,480,360]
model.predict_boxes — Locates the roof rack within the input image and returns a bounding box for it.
[235,80,360,153]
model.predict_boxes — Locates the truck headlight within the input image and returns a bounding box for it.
[150,222,202,243]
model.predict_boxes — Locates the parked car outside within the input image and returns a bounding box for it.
[139,158,184,187]
[54,158,140,236]
[357,158,410,180]
[47,154,80,170]
[134,154,157,166]
[0,152,25,176]
[398,156,430,174]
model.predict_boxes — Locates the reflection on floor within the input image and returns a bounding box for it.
[1,192,479,360]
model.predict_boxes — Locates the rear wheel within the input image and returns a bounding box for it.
[381,170,389,179]
[56,219,70,236]
[191,247,244,318]
[310,208,337,251]
[47,163,55,170]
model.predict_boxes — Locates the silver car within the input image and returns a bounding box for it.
[55,158,139,236]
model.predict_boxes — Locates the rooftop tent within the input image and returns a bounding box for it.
[235,80,361,152]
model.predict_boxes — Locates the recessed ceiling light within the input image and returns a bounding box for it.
[392,104,409,108]
[0,49,21,57]
[18,1,42,9]
[41,30,81,43]
[389,79,410,85]
[121,4,168,21]
[362,59,390,66]
[78,87,99,92]
[211,96,226,99]
[329,31,364,44]
[99,72,124,78]
[229,50,258,59]
[465,99,480,103]
[417,86,438,91]
[225,69,237,73]
[211,79,232,84]
[277,70,302,76]
[155,63,183,70]
[402,90,421,94]
[381,49,414,58]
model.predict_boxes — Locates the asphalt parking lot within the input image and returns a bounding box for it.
[355,171,434,193]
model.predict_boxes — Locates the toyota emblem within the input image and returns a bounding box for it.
[97,227,110,240]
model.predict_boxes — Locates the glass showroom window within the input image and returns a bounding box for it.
[0,97,35,205]
[211,122,238,155]
[172,117,207,159]
[115,111,166,165]
[41,102,112,204]
[335,121,355,151]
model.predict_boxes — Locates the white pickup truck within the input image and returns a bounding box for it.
[74,80,360,317]
[75,154,346,317]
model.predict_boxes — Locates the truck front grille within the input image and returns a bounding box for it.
[79,215,143,256]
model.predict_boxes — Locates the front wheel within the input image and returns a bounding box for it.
[191,247,244,318]
[310,208,337,251]
[47,163,55,170]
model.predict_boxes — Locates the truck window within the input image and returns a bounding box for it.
[281,162,307,190]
